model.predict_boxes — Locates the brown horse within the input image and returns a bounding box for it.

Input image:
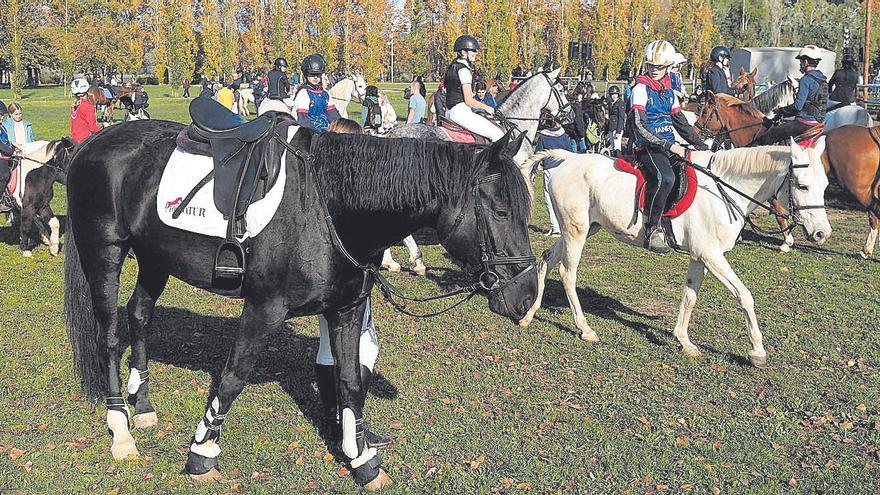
[86,85,115,123]
[694,94,880,257]
[732,67,758,101]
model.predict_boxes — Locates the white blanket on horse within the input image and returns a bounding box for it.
[13,140,51,207]
[156,126,296,240]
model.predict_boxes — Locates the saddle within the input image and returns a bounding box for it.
[794,123,824,148]
[179,95,294,283]
[615,155,698,219]
[438,115,492,145]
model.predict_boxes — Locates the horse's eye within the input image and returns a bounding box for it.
[797,184,809,191]
[494,209,509,219]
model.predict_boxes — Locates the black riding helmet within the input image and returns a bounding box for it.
[274,57,288,69]
[710,46,731,62]
[842,53,856,66]
[0,101,7,115]
[454,35,480,53]
[301,54,326,76]
[608,85,620,95]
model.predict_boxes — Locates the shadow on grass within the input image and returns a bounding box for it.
[0,213,67,251]
[130,306,398,447]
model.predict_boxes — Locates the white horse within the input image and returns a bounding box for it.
[328,74,367,118]
[378,92,397,133]
[518,140,831,367]
[237,86,255,117]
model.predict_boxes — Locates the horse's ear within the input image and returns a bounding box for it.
[750,67,758,77]
[485,129,513,160]
[739,67,746,75]
[548,67,561,79]
[707,90,716,102]
[504,131,527,160]
[812,135,826,155]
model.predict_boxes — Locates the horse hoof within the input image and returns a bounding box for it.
[749,354,769,369]
[50,245,59,256]
[110,439,139,460]
[383,262,401,273]
[779,243,791,253]
[859,250,870,260]
[363,469,393,491]
[518,316,532,328]
[132,412,159,429]
[682,346,702,358]
[412,263,427,276]
[21,250,32,258]
[579,331,599,342]
[190,468,223,482]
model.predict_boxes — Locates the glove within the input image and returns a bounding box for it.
[693,141,709,151]
[762,116,776,128]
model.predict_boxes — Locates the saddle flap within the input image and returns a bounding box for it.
[614,156,698,219]
[438,115,491,145]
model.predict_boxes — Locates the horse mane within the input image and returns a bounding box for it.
[710,146,790,176]
[716,93,764,119]
[751,80,795,114]
[496,71,545,111]
[311,133,531,224]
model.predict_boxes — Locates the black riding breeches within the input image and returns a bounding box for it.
[638,145,678,227]
[754,120,813,146]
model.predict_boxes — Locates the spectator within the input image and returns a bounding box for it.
[564,92,587,153]
[216,83,235,111]
[828,53,858,108]
[606,86,626,156]
[328,117,363,134]
[405,78,427,124]
[361,85,383,132]
[3,103,35,147]
[431,80,447,126]
[471,81,492,113]
[534,109,570,237]
[69,78,100,144]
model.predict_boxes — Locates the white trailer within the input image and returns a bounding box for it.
[730,47,837,87]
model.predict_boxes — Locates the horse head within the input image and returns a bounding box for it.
[787,137,831,244]
[438,130,537,321]
[46,137,78,184]
[351,73,367,102]
[734,67,758,101]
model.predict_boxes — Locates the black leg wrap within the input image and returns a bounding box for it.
[350,453,384,487]
[183,450,220,476]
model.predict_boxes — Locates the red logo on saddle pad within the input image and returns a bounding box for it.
[165,197,182,212]
[614,157,698,219]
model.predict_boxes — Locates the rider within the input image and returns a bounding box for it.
[669,52,688,101]
[0,101,21,213]
[443,35,504,142]
[755,45,828,146]
[293,54,341,130]
[70,78,100,144]
[631,40,709,253]
[704,46,746,98]
[260,57,293,115]
[827,52,858,109]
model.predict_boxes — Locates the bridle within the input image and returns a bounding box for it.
[493,72,573,147]
[694,100,766,149]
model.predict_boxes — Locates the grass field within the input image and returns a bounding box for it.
[1,85,880,494]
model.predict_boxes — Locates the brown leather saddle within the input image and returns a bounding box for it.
[437,115,492,145]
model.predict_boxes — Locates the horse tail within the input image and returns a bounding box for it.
[519,149,574,201]
[64,218,106,399]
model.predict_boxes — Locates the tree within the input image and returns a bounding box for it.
[200,0,223,78]
[168,0,197,95]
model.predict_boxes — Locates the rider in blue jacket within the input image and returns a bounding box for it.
[293,54,341,130]
[755,45,828,145]
[631,41,708,253]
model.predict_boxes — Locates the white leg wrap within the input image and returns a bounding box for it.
[341,407,360,459]
[350,446,378,468]
[107,408,130,434]
[126,368,147,394]
[194,397,224,444]
[190,439,221,458]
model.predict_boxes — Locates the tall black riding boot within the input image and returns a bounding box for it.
[314,364,341,444]
[360,365,392,449]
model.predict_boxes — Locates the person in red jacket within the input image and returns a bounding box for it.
[70,78,100,144]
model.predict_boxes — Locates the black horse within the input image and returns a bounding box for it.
[64,119,536,489]
[1,138,76,256]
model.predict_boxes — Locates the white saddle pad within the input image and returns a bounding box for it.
[12,140,51,207]
[156,126,297,240]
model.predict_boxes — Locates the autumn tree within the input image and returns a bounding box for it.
[200,0,223,78]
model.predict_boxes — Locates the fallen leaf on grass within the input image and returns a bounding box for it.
[516,482,533,490]
[675,436,688,446]
[337,467,349,477]
[788,478,797,487]
[323,452,334,462]
[656,483,669,491]
[106,489,120,495]
[466,455,486,469]
[856,404,867,412]
[22,461,32,474]
[389,420,402,430]
[9,448,24,460]
[712,487,721,495]
[37,423,48,432]
[286,440,299,455]
[500,478,514,488]
[636,416,652,428]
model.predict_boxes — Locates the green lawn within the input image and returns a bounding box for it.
[1,85,879,494]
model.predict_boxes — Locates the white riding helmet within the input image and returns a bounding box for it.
[795,45,823,62]
[644,40,677,66]
[672,52,687,66]
[71,78,90,96]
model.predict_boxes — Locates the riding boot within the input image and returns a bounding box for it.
[314,364,341,444]
[359,365,392,448]
[643,223,671,254]
[0,192,14,213]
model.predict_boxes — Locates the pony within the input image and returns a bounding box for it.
[518,142,831,367]
[328,73,368,119]
[63,119,537,490]
[237,85,255,117]
[86,85,115,124]
[3,139,76,256]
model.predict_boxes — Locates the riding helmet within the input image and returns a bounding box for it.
[607,85,621,95]
[301,54,326,76]
[710,45,731,62]
[842,53,856,66]
[453,35,481,53]
[795,45,823,65]
[643,40,676,66]
[274,57,289,69]
[71,78,90,96]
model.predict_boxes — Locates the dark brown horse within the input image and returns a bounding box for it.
[692,94,880,257]
[86,85,115,123]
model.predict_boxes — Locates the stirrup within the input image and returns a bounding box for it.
[213,239,246,280]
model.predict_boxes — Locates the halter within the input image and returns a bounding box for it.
[278,137,536,318]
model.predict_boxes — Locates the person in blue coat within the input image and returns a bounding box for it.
[535,109,572,237]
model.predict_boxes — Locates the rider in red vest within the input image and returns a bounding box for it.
[70,78,100,144]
